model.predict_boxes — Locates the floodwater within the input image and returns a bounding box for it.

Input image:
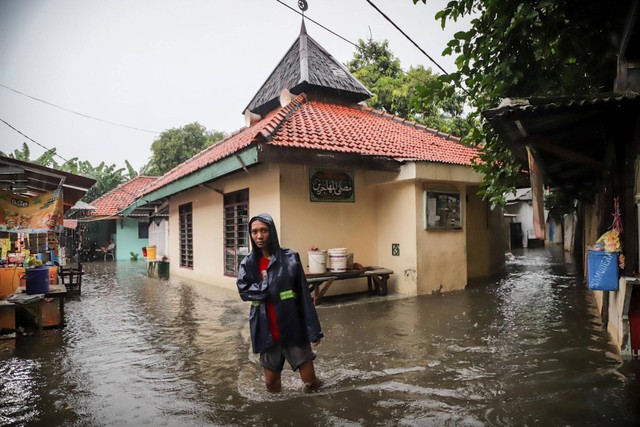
[1,248,640,426]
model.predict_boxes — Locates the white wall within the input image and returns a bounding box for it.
[148,219,168,258]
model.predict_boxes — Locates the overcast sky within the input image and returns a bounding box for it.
[0,0,471,172]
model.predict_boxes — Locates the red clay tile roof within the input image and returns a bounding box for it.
[142,94,479,196]
[90,176,158,217]
[265,101,478,163]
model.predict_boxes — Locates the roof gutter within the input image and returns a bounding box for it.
[120,147,260,216]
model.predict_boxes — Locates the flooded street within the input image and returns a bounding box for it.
[1,247,640,426]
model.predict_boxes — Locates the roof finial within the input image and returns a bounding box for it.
[298,0,308,33]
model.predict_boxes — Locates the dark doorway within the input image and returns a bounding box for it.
[510,222,523,249]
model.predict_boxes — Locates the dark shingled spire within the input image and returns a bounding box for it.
[244,21,372,116]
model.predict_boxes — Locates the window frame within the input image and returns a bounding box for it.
[424,190,463,230]
[179,203,193,268]
[223,189,249,277]
[138,221,149,239]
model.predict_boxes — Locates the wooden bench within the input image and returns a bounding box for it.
[306,267,393,305]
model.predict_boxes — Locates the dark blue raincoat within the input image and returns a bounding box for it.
[237,213,323,354]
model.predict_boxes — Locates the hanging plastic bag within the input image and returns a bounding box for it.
[593,229,621,252]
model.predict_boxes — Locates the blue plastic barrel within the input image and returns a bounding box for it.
[587,251,619,291]
[26,266,50,294]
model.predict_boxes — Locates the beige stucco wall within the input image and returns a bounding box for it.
[375,179,418,295]
[417,183,468,293]
[168,165,281,290]
[466,186,506,279]
[168,185,223,286]
[165,159,502,299]
[279,164,382,296]
[279,165,377,265]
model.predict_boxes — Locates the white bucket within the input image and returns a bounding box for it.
[328,248,348,272]
[308,250,327,274]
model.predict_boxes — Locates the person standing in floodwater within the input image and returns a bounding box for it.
[237,213,323,392]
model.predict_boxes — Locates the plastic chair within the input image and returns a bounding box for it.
[104,248,115,261]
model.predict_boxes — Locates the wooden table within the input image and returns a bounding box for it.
[0,284,68,335]
[147,260,159,276]
[146,260,170,278]
[306,267,393,305]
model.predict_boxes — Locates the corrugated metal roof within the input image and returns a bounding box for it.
[484,92,640,119]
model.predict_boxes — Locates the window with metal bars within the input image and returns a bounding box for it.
[138,222,149,239]
[179,203,193,268]
[224,189,249,276]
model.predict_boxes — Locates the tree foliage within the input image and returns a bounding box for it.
[79,161,127,202]
[141,122,226,176]
[2,122,225,202]
[346,38,473,137]
[1,142,58,166]
[412,0,626,206]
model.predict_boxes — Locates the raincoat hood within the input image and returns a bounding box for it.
[249,213,281,257]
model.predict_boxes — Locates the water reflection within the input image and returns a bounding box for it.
[1,248,639,426]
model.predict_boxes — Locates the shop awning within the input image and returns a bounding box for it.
[0,156,96,212]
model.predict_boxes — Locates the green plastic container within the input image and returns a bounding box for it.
[158,261,170,279]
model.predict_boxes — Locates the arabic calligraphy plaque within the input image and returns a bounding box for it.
[309,169,354,202]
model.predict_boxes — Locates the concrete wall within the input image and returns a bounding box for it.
[417,183,468,293]
[115,218,148,261]
[166,160,503,298]
[545,217,563,245]
[280,164,381,296]
[582,199,628,355]
[376,179,418,295]
[504,202,534,248]
[563,213,576,253]
[168,165,281,289]
[466,186,506,279]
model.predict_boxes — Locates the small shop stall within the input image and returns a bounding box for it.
[0,157,94,336]
[0,188,67,336]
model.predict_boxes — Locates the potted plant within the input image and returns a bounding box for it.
[130,252,139,261]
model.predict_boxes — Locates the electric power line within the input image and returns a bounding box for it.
[1,116,144,200]
[364,0,450,76]
[275,0,466,93]
[0,83,161,134]
[0,117,70,164]
[275,0,358,48]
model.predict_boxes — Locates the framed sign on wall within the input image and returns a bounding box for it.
[425,190,462,229]
[309,169,354,202]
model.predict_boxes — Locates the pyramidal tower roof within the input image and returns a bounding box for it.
[244,21,373,115]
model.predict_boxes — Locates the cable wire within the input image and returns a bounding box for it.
[0,117,70,164]
[275,0,444,90]
[0,83,160,134]
[275,0,471,97]
[364,0,450,76]
[1,116,145,201]
[363,0,471,96]
[275,0,358,48]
